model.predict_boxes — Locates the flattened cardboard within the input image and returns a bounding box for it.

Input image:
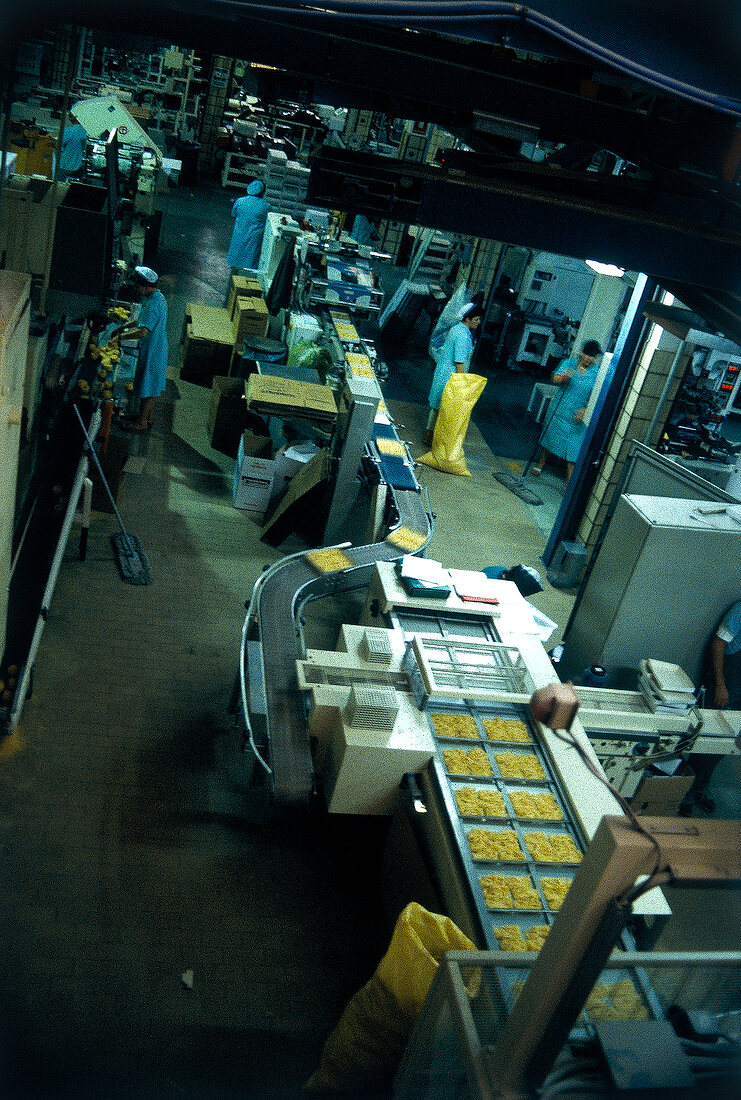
[245,374,337,420]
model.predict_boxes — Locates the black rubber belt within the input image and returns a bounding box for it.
[256,487,432,809]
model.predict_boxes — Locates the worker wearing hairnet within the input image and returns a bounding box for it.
[114,266,169,433]
[531,339,602,483]
[227,179,271,270]
[425,302,483,444]
[57,114,88,180]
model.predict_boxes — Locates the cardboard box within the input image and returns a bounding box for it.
[260,448,331,546]
[227,274,263,319]
[245,374,337,422]
[179,302,236,386]
[207,376,247,457]
[629,774,694,816]
[233,431,275,519]
[271,440,321,498]
[233,296,269,344]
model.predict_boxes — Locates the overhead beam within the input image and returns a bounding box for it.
[4,2,736,180]
[308,150,741,291]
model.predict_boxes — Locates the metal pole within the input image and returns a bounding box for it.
[7,422,95,736]
[644,339,686,448]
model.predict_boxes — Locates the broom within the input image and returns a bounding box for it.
[493,380,570,505]
[73,404,152,584]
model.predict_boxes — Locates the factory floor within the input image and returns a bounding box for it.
[0,182,739,1098]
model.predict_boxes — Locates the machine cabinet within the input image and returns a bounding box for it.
[561,493,741,684]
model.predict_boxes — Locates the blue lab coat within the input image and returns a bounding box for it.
[59,123,88,177]
[715,600,741,708]
[227,181,271,269]
[428,321,474,410]
[539,357,599,462]
[351,214,374,246]
[136,290,169,399]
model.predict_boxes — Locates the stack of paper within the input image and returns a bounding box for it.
[639,659,696,713]
[398,556,451,596]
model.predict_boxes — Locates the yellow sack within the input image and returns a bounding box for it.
[376,901,476,1016]
[418,372,486,477]
[305,902,476,1093]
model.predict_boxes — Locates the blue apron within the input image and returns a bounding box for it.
[136,290,169,399]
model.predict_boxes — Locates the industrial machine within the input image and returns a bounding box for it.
[291,563,670,949]
[396,818,741,1099]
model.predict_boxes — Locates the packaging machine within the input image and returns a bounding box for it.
[296,564,669,926]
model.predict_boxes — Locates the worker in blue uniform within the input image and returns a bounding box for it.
[531,339,602,482]
[57,114,88,180]
[114,266,169,433]
[424,302,483,444]
[350,214,375,246]
[681,599,741,814]
[227,179,271,270]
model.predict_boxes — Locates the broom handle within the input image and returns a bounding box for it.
[72,404,134,545]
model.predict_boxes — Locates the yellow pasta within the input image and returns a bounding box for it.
[305,548,356,573]
[494,924,550,952]
[495,752,546,779]
[493,924,527,951]
[479,874,513,909]
[541,877,571,910]
[386,526,426,551]
[610,979,649,1020]
[483,717,531,743]
[442,747,493,777]
[467,828,525,862]
[376,437,406,456]
[455,787,507,818]
[431,712,479,739]
[507,875,541,909]
[584,981,648,1021]
[525,924,550,951]
[479,874,542,910]
[509,791,564,820]
[524,832,582,864]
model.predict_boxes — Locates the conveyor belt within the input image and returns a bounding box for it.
[253,484,432,808]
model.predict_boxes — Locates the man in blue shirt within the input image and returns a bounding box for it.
[709,599,741,709]
[681,600,741,813]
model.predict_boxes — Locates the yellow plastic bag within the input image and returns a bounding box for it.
[418,372,486,477]
[305,902,476,1093]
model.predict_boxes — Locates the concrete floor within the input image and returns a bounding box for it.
[0,183,738,1097]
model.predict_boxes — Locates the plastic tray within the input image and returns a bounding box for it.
[428,701,587,951]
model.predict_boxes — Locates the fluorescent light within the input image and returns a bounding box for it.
[586,260,625,277]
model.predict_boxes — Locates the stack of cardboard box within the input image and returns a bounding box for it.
[181,276,272,388]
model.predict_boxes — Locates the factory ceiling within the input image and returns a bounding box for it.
[4,1,741,338]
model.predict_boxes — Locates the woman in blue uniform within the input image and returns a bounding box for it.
[227,179,271,270]
[57,114,88,180]
[531,339,602,482]
[424,303,483,443]
[115,266,169,432]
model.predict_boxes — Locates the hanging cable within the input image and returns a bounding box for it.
[548,723,669,893]
[214,1,741,116]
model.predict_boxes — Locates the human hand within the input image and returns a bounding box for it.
[714,683,730,709]
[529,682,579,732]
[574,407,585,422]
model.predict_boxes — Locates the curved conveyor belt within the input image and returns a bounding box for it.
[252,476,432,809]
